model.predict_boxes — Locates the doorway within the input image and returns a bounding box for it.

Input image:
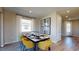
[65,21,72,36]
[63,21,72,36]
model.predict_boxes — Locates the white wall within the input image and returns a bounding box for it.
[3,10,17,44]
[32,18,40,32]
[71,20,79,36]
[56,14,62,42]
[41,12,62,43]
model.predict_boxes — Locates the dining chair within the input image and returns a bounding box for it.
[20,35,35,51]
[38,39,52,51]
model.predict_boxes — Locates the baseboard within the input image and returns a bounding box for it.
[4,40,19,45]
[63,35,73,37]
[1,44,4,47]
[52,38,61,44]
[72,35,79,37]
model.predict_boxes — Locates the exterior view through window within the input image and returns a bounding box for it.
[66,22,71,33]
[20,19,32,32]
[66,21,72,35]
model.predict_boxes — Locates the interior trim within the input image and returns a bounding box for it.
[1,13,4,47]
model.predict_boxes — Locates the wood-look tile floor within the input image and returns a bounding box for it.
[0,36,79,51]
[0,42,19,51]
[51,36,79,51]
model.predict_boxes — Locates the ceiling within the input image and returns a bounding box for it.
[58,8,79,20]
[4,7,79,19]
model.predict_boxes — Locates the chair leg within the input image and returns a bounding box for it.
[48,47,51,51]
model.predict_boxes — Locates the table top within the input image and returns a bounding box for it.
[27,36,49,43]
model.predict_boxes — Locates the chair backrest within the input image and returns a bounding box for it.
[21,36,34,48]
[38,39,52,50]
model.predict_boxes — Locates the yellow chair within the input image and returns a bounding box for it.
[21,35,34,49]
[43,34,48,37]
[38,39,52,51]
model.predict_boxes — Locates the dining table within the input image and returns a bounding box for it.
[26,36,50,51]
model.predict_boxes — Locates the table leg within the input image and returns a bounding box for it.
[34,43,39,51]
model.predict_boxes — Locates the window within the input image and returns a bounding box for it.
[66,22,71,33]
[20,19,32,32]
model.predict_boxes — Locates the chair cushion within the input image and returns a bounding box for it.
[38,39,52,50]
[21,36,34,48]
